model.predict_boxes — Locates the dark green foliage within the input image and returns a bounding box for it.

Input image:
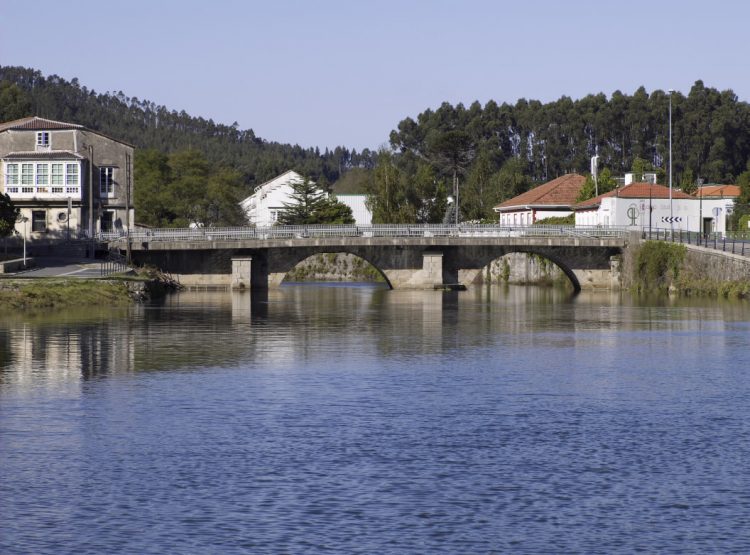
[388,83,750,216]
[332,168,371,194]
[277,177,354,225]
[576,168,617,202]
[533,214,575,225]
[634,241,687,292]
[0,192,19,237]
[0,81,31,121]
[135,149,246,227]
[730,168,750,230]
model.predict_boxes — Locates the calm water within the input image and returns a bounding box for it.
[2,284,750,554]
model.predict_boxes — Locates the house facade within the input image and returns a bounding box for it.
[493,173,586,225]
[0,117,134,239]
[239,170,372,226]
[573,183,728,234]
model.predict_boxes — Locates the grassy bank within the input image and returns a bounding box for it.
[0,279,134,309]
[632,241,750,299]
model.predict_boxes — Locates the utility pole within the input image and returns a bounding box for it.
[668,89,674,237]
[88,144,95,257]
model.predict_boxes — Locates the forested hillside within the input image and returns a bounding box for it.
[0,66,374,188]
[2,66,749,225]
[373,82,750,222]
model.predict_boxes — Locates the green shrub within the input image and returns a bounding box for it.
[633,241,686,292]
[533,214,575,225]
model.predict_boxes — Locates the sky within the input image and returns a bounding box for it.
[1,0,749,151]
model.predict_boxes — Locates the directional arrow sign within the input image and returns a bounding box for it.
[660,216,682,223]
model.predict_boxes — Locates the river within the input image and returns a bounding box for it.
[1,284,750,554]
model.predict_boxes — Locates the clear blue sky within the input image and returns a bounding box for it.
[1,0,748,151]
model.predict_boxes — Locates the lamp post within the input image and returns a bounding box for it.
[668,89,674,237]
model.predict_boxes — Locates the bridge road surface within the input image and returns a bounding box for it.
[7,257,118,278]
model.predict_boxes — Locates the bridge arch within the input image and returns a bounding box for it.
[270,250,393,289]
[451,245,598,293]
[468,249,582,292]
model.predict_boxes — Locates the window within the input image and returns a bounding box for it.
[36,131,50,148]
[51,163,64,185]
[5,163,19,185]
[21,164,33,185]
[100,211,114,232]
[36,163,49,185]
[100,167,114,196]
[31,210,46,233]
[66,164,79,185]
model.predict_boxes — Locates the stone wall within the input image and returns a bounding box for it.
[622,240,750,293]
[475,253,565,285]
[283,253,385,282]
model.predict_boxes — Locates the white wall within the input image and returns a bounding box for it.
[575,197,728,234]
[336,195,372,225]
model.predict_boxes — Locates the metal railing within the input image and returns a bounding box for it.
[100,250,129,276]
[101,224,632,244]
[646,228,750,257]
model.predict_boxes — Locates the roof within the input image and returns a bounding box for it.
[696,185,740,198]
[493,173,586,212]
[0,116,84,132]
[0,116,134,147]
[3,150,85,160]
[574,183,696,210]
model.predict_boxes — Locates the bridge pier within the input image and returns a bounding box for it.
[231,257,252,290]
[381,251,445,289]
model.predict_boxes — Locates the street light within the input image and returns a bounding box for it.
[668,89,674,236]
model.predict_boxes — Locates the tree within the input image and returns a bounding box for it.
[730,168,750,230]
[0,192,19,238]
[366,149,414,223]
[680,168,697,194]
[134,149,172,227]
[315,196,355,224]
[277,176,353,225]
[631,157,648,182]
[427,130,474,222]
[0,81,31,121]
[576,168,617,202]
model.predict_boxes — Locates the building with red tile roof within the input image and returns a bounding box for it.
[696,184,740,198]
[493,173,585,225]
[573,183,728,234]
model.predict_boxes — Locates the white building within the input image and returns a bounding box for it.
[335,194,371,225]
[239,170,372,226]
[574,183,728,235]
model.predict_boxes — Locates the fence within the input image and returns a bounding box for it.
[646,227,750,257]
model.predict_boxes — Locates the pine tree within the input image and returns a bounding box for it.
[278,177,353,225]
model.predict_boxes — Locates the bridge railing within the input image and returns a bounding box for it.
[101,224,633,243]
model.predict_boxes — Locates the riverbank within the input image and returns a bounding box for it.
[626,241,750,299]
[0,277,167,309]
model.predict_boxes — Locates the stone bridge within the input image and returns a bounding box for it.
[111,226,633,291]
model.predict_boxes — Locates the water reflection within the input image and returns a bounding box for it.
[1,285,747,390]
